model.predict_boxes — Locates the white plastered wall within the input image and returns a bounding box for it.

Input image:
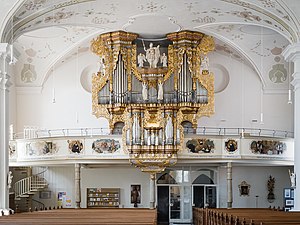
[218,165,292,208]
[14,49,293,133]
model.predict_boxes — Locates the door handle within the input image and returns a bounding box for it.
[170,203,173,207]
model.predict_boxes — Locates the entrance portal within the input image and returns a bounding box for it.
[156,168,217,224]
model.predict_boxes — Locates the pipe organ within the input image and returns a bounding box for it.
[91,30,215,173]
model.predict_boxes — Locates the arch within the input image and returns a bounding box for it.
[112,122,124,135]
[181,121,194,134]
[193,174,214,184]
[157,173,177,184]
[192,169,216,184]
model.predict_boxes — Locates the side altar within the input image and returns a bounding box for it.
[91,30,215,173]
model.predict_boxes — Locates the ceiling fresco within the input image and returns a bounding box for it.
[0,0,300,92]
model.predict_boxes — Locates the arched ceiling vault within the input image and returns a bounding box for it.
[1,0,299,93]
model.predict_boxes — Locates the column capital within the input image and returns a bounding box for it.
[291,72,300,91]
[0,74,12,90]
[282,43,300,62]
[0,43,9,55]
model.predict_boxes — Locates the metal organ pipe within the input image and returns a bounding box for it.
[183,54,185,102]
[118,54,121,103]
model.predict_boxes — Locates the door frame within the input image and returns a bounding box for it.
[192,184,218,208]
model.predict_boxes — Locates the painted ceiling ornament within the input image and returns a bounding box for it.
[24,0,47,11]
[21,64,37,83]
[269,64,287,83]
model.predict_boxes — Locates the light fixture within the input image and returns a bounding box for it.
[288,62,292,104]
[288,89,292,104]
[260,112,264,124]
[9,44,16,65]
[52,88,56,103]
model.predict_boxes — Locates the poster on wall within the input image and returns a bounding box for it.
[57,192,66,207]
[58,192,72,208]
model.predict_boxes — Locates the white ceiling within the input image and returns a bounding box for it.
[1,0,299,93]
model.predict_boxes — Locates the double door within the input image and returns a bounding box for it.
[193,185,217,208]
[157,185,217,224]
[157,185,192,224]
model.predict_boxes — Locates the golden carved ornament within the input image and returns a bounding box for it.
[198,35,215,55]
[92,73,110,119]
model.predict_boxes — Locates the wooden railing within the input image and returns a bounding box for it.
[193,208,300,225]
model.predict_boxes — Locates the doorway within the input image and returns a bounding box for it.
[156,168,217,224]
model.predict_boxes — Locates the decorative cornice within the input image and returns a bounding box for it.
[0,43,9,54]
[16,86,43,95]
[291,71,300,91]
[282,43,300,62]
[0,73,12,90]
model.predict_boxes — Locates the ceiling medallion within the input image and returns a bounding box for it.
[123,14,181,39]
[91,30,215,174]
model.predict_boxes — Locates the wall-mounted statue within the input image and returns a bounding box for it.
[98,56,105,75]
[157,81,164,100]
[142,82,148,101]
[144,43,160,68]
[160,52,168,67]
[289,169,296,188]
[137,53,146,67]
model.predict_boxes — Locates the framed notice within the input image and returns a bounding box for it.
[284,189,290,198]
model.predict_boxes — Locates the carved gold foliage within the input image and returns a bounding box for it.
[164,45,174,82]
[92,73,110,119]
[198,35,215,55]
[131,45,143,82]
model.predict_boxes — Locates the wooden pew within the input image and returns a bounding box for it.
[193,208,300,225]
[0,208,157,225]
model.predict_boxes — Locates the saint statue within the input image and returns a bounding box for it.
[157,81,163,100]
[98,56,105,75]
[201,55,209,74]
[142,82,148,101]
[7,171,13,189]
[137,53,146,67]
[289,169,296,188]
[144,43,160,68]
[132,114,140,144]
[165,115,173,144]
[160,52,168,67]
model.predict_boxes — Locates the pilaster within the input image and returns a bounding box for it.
[74,163,81,209]
[0,43,13,215]
[283,43,300,210]
[149,173,156,209]
[227,162,233,209]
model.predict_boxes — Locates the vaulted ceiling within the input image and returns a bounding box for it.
[1,0,299,93]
